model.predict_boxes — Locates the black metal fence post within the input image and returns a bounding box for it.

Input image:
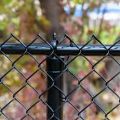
[47,56,64,120]
[47,34,64,120]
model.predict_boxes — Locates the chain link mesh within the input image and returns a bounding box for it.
[0,34,120,120]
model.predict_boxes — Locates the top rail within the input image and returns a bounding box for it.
[0,43,120,56]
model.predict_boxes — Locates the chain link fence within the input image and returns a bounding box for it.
[0,33,120,120]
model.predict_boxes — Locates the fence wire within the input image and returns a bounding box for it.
[0,34,120,120]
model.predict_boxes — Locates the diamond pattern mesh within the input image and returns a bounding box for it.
[0,34,120,120]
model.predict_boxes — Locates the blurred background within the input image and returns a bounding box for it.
[0,0,120,120]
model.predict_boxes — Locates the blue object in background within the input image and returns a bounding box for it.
[74,4,83,17]
[93,4,120,14]
[64,5,71,15]
[64,4,83,16]
[64,3,120,18]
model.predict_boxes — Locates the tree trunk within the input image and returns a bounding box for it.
[39,0,65,39]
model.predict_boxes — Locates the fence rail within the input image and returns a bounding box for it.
[0,33,120,120]
[1,44,120,55]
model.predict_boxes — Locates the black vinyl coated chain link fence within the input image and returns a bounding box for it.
[0,33,120,120]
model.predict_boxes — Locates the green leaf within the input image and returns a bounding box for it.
[73,0,84,4]
[0,21,7,30]
[3,0,12,4]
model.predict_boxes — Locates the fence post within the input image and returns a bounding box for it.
[47,34,64,120]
